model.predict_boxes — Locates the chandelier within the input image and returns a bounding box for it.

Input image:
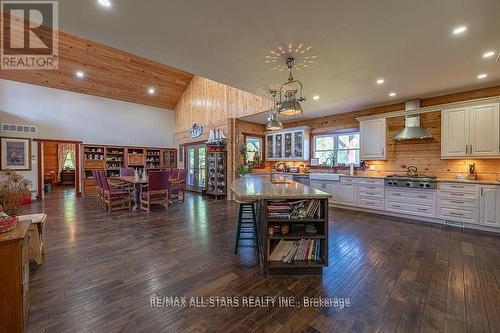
[266,90,283,131]
[278,57,305,116]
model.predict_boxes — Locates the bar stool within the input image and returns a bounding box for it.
[234,198,260,255]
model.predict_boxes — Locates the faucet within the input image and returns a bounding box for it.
[325,157,335,174]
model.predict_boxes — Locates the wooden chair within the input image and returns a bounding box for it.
[234,197,260,256]
[170,168,179,180]
[120,167,134,177]
[170,169,186,203]
[44,170,57,186]
[139,170,170,212]
[99,170,131,213]
[92,170,103,206]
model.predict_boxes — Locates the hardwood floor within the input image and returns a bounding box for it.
[22,190,500,332]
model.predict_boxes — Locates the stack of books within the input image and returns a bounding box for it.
[267,201,292,219]
[269,239,321,263]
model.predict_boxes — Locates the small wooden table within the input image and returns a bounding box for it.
[18,213,47,265]
[116,176,148,211]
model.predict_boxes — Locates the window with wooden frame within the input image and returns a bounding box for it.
[242,133,265,168]
[312,132,360,166]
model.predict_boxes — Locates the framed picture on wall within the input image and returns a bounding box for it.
[1,137,32,171]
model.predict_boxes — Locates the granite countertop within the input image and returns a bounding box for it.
[230,175,332,200]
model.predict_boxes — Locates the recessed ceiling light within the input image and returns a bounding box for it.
[376,79,385,85]
[452,25,467,35]
[477,73,488,79]
[389,92,396,97]
[482,51,495,58]
[98,0,111,7]
[75,70,85,78]
[313,95,320,100]
[147,87,156,95]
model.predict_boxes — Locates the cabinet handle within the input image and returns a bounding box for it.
[450,200,464,204]
[450,212,464,216]
[450,185,464,188]
[381,148,385,156]
[417,195,428,199]
[392,204,401,208]
[480,188,483,196]
[450,193,464,196]
[417,208,427,212]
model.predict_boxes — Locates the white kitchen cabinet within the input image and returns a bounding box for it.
[441,102,499,158]
[437,182,479,224]
[479,186,500,228]
[386,188,436,218]
[265,126,310,161]
[340,178,358,206]
[309,180,341,203]
[360,118,387,160]
[469,103,500,156]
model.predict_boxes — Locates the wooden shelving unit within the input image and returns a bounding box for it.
[82,144,178,195]
[105,146,125,178]
[161,148,177,168]
[146,149,161,170]
[260,198,329,275]
[206,143,226,199]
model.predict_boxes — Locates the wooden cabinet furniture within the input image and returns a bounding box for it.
[0,220,31,333]
[357,178,385,210]
[19,213,47,266]
[82,145,178,195]
[359,118,387,160]
[265,126,310,161]
[60,169,75,185]
[206,145,227,199]
[441,102,500,158]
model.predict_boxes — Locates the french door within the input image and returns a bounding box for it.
[186,143,206,192]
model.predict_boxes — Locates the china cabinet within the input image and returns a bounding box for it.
[265,126,310,161]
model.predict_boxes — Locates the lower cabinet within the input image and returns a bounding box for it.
[480,186,500,228]
[386,187,436,218]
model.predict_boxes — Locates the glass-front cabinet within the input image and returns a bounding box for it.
[265,126,310,161]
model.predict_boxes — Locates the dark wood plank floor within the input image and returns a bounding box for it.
[23,188,500,332]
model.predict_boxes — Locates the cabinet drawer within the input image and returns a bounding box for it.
[358,197,384,210]
[439,190,478,200]
[438,206,478,224]
[386,189,435,204]
[439,183,478,192]
[84,160,104,169]
[386,201,434,217]
[340,177,358,184]
[438,197,478,209]
[358,178,384,186]
[358,189,384,199]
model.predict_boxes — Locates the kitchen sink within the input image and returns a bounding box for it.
[309,173,341,181]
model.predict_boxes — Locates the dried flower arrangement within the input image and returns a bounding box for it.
[0,170,31,215]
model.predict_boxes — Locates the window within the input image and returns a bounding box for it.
[244,135,264,167]
[313,132,360,166]
[63,151,75,170]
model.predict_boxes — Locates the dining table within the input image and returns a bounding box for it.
[116,176,148,211]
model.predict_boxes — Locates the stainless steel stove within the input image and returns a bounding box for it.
[384,175,437,189]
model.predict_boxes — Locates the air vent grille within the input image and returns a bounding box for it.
[1,123,37,134]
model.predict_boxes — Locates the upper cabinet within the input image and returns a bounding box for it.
[441,101,499,158]
[359,118,387,160]
[265,126,310,161]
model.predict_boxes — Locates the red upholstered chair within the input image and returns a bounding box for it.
[92,170,103,206]
[120,167,134,177]
[170,168,179,180]
[139,170,170,212]
[170,169,187,203]
[99,170,131,213]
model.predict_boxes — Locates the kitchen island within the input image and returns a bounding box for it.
[230,174,332,275]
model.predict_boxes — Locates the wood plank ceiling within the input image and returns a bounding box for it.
[0,13,193,110]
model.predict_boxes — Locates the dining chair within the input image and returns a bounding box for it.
[170,169,187,203]
[92,170,103,206]
[139,170,170,212]
[170,168,179,180]
[99,170,131,213]
[120,167,134,177]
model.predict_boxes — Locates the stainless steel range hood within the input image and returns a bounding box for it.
[392,99,433,141]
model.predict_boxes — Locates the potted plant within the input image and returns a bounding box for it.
[0,170,32,215]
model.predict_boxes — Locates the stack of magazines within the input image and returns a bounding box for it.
[269,239,321,263]
[267,201,292,219]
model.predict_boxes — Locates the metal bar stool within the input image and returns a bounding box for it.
[234,198,260,255]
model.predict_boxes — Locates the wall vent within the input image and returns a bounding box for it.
[1,123,37,134]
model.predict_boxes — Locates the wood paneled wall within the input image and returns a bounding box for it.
[0,12,193,110]
[283,85,500,180]
[43,142,58,177]
[174,76,273,145]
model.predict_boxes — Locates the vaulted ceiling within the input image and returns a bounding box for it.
[55,0,500,119]
[0,13,193,110]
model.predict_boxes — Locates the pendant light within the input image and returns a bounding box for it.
[278,57,305,116]
[266,90,283,131]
